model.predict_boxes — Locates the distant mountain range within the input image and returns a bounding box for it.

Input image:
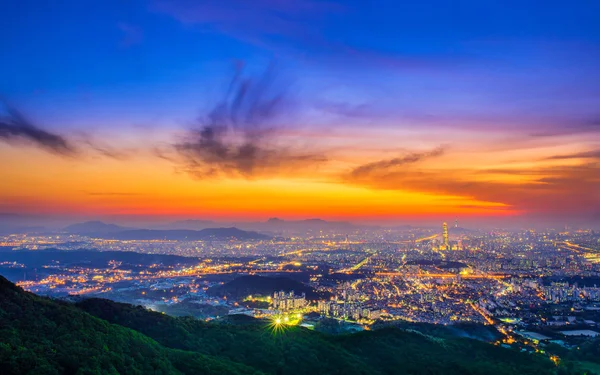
[156,217,363,233]
[100,228,270,241]
[61,217,367,238]
[4,217,479,237]
[63,222,270,241]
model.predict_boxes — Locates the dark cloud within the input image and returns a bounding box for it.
[171,63,326,178]
[545,149,600,161]
[350,146,445,178]
[0,100,134,159]
[0,102,76,156]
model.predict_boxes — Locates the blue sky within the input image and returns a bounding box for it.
[2,0,599,131]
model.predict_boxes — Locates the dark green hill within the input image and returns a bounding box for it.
[0,275,262,375]
[0,275,581,375]
[77,297,563,375]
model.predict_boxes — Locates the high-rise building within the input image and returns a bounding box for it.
[272,291,307,312]
[442,222,449,249]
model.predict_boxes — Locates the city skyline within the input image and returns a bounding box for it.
[1,0,600,226]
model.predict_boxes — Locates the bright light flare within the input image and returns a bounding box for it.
[268,316,287,335]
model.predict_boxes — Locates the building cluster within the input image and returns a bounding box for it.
[272,291,307,312]
[318,300,381,321]
[542,282,600,303]
[317,283,381,321]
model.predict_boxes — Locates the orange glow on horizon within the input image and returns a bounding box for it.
[0,135,594,221]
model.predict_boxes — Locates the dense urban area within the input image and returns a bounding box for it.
[1,220,600,373]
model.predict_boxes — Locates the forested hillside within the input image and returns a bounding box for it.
[0,275,581,375]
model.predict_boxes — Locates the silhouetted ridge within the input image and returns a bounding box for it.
[0,274,22,293]
[99,227,270,240]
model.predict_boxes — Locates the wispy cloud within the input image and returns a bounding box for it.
[0,101,76,156]
[349,146,446,179]
[82,138,133,160]
[545,149,600,161]
[168,62,326,178]
[0,100,134,160]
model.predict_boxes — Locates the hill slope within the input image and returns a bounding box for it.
[0,274,574,375]
[0,275,262,375]
[77,298,562,375]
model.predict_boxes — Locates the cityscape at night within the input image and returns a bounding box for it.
[1,0,599,374]
[1,220,599,373]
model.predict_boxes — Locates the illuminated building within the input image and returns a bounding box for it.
[318,300,381,321]
[443,222,449,250]
[272,291,307,312]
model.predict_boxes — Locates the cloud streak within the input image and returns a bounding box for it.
[350,146,446,178]
[171,63,326,179]
[545,149,600,161]
[0,100,134,160]
[0,101,76,156]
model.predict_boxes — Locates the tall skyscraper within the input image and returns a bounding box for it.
[443,222,449,249]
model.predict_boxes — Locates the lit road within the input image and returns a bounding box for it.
[339,255,372,273]
[414,234,439,243]
[558,241,599,253]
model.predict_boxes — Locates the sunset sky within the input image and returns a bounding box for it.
[1,0,599,227]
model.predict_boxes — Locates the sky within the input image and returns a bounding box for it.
[1,0,599,227]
